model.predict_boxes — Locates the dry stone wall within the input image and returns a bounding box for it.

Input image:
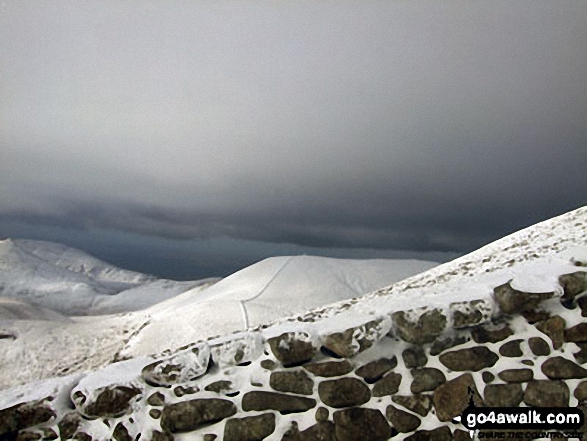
[2,271,587,440]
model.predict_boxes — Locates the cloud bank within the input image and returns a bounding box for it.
[1,1,586,271]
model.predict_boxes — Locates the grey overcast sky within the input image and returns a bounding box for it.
[1,1,586,279]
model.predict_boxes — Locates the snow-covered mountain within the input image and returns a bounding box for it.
[120,255,438,358]
[0,239,217,316]
[0,242,437,389]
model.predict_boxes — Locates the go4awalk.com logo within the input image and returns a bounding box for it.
[453,387,585,439]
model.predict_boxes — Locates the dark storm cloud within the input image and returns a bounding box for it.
[1,0,586,262]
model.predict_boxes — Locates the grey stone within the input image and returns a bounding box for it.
[386,405,421,433]
[439,346,498,371]
[536,316,566,349]
[410,368,446,394]
[112,422,132,441]
[523,380,569,407]
[471,324,514,344]
[173,387,185,398]
[160,399,237,433]
[493,282,554,314]
[528,337,551,356]
[15,432,41,441]
[542,356,587,379]
[392,395,432,417]
[281,421,336,441]
[578,296,587,317]
[318,377,371,407]
[565,323,587,343]
[574,381,587,401]
[74,385,141,419]
[151,431,174,441]
[224,413,275,441]
[303,360,353,377]
[173,385,198,397]
[267,332,317,367]
[322,319,388,358]
[205,381,233,393]
[450,299,490,329]
[315,407,329,422]
[433,373,483,422]
[484,383,523,407]
[402,347,428,369]
[430,335,468,356]
[57,411,81,440]
[270,370,314,395]
[499,339,523,357]
[333,408,390,441]
[73,433,92,441]
[147,392,165,406]
[19,428,57,440]
[559,271,587,300]
[149,408,162,419]
[0,398,55,436]
[521,309,551,324]
[392,308,447,345]
[453,309,484,328]
[355,357,397,383]
[372,372,403,397]
[482,371,495,383]
[405,426,452,441]
[241,391,316,414]
[498,368,534,383]
[574,343,587,364]
[260,360,276,370]
[578,403,587,441]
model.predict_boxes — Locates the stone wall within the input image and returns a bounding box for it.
[2,271,587,441]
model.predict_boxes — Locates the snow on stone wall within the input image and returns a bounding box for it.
[2,268,587,441]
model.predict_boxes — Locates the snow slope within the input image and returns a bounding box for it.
[261,206,587,336]
[0,239,150,314]
[9,239,154,288]
[121,255,438,358]
[0,239,217,316]
[0,297,71,322]
[0,253,437,389]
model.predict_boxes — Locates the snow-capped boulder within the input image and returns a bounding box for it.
[391,308,447,345]
[267,331,319,367]
[210,332,263,367]
[321,317,391,358]
[142,343,211,387]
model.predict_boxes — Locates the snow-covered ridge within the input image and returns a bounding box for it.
[271,206,587,328]
[4,239,154,286]
[377,206,587,295]
[0,239,217,316]
[120,255,437,358]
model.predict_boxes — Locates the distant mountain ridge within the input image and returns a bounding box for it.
[7,239,154,287]
[0,238,216,316]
